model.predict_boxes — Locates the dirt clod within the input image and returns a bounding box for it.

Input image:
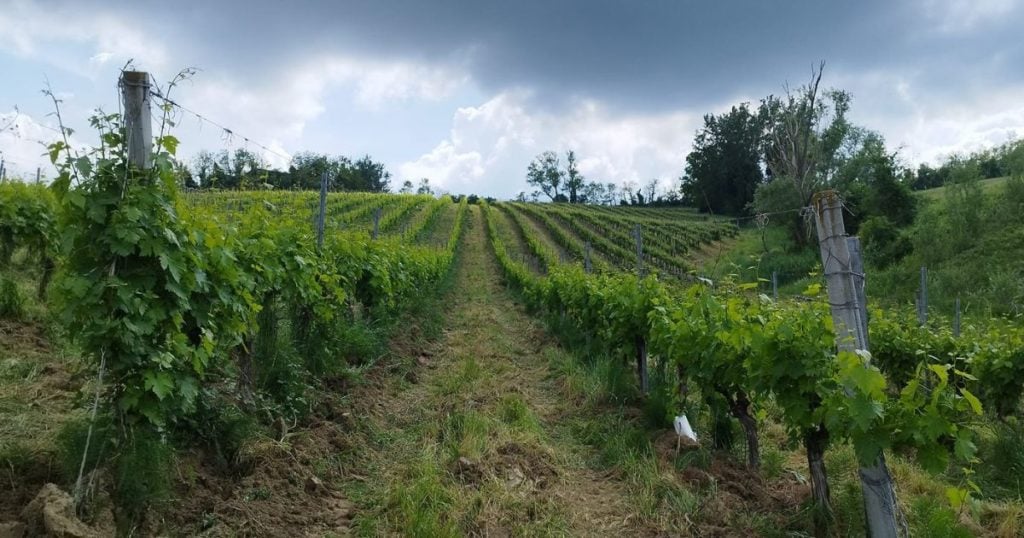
[452,456,482,485]
[20,484,99,538]
[304,476,323,494]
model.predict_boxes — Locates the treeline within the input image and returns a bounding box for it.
[521,150,684,206]
[913,139,1024,190]
[182,149,394,192]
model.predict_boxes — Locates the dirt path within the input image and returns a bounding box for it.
[338,206,669,536]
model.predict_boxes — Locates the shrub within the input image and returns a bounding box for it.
[0,273,25,319]
[860,216,912,268]
[0,182,57,297]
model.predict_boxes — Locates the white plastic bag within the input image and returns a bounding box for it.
[673,415,697,443]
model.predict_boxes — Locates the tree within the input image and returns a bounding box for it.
[289,152,338,190]
[832,132,916,232]
[399,180,414,194]
[416,178,434,195]
[681,103,764,215]
[579,181,606,204]
[620,180,638,205]
[604,182,618,205]
[565,150,584,203]
[347,155,391,192]
[644,179,658,205]
[192,151,217,188]
[757,63,853,244]
[526,151,563,201]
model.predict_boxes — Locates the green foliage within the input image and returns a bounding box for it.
[111,430,175,530]
[525,151,564,202]
[484,201,991,517]
[907,497,973,538]
[184,398,259,474]
[974,422,1024,500]
[859,216,912,268]
[0,273,25,319]
[56,415,115,485]
[751,179,805,243]
[681,103,764,215]
[38,104,467,525]
[872,172,1024,317]
[0,181,57,266]
[192,149,392,192]
[57,416,173,530]
[0,181,58,298]
[54,114,249,430]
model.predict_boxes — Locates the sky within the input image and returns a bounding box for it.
[1,0,1022,198]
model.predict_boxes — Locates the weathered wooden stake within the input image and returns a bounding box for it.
[632,224,643,278]
[772,271,778,302]
[120,71,152,170]
[316,171,327,251]
[35,167,41,184]
[847,237,870,349]
[372,207,382,239]
[812,191,903,538]
[635,335,649,394]
[584,241,592,273]
[916,266,928,326]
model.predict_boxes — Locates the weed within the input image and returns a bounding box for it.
[974,421,1024,500]
[0,273,25,319]
[908,496,973,537]
[243,486,272,501]
[496,394,540,433]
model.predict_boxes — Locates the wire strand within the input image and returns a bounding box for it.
[147,89,292,162]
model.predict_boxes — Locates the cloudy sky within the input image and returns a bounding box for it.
[1,0,1022,197]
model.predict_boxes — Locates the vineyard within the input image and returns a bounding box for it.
[1,73,1023,538]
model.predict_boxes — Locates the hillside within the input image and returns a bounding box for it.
[3,183,1023,536]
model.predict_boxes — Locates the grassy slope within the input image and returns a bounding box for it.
[3,198,1021,535]
[915,176,1009,201]
[0,256,82,522]
[333,206,1021,536]
[338,206,667,535]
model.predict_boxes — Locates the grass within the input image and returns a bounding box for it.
[694,224,819,296]
[916,176,1009,201]
[0,251,83,522]
[338,207,702,535]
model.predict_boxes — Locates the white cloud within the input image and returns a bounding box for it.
[0,0,170,77]
[0,109,79,181]
[919,0,1017,33]
[398,92,705,198]
[834,68,1024,166]
[167,55,468,169]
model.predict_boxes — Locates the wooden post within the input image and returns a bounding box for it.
[120,71,152,170]
[35,167,41,184]
[0,159,5,182]
[584,241,592,273]
[812,190,903,538]
[918,266,928,326]
[632,224,643,278]
[772,271,778,302]
[847,237,870,349]
[316,171,327,251]
[636,335,649,394]
[372,207,382,239]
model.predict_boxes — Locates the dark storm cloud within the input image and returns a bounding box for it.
[59,0,1024,111]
